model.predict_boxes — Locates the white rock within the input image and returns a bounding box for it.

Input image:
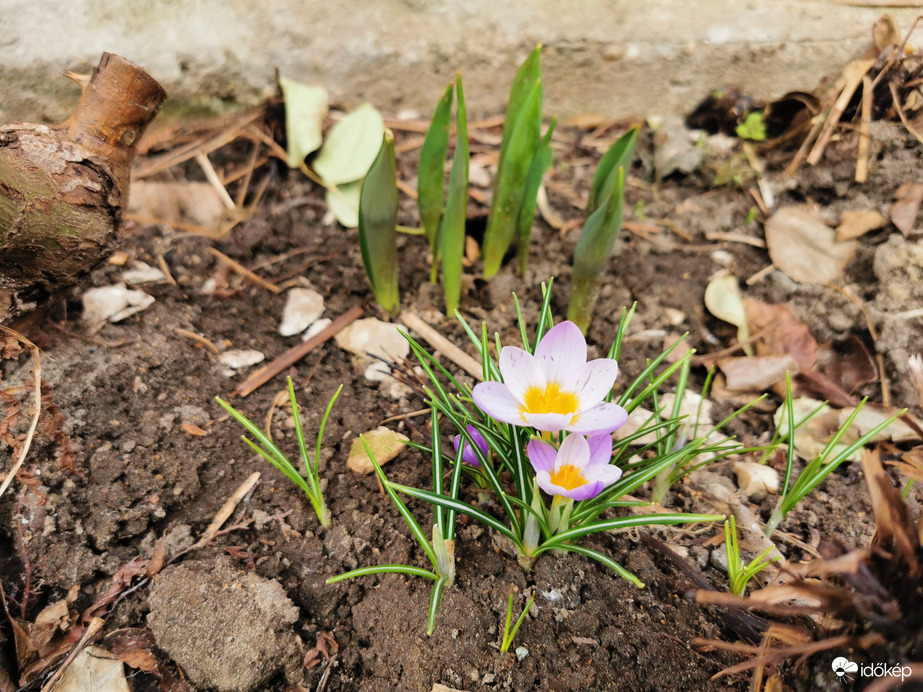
[302,318,332,341]
[218,349,265,370]
[732,461,779,500]
[82,284,155,325]
[278,288,325,337]
[335,317,409,362]
[515,646,529,662]
[121,261,167,284]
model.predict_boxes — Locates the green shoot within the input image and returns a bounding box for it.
[483,46,545,277]
[440,73,469,316]
[359,130,399,313]
[216,378,341,527]
[500,590,535,653]
[725,516,778,595]
[765,382,905,536]
[567,127,637,333]
[418,83,453,278]
[326,425,461,635]
[516,118,556,274]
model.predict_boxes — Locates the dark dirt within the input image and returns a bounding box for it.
[1,112,921,692]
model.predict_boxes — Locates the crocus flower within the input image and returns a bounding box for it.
[453,425,489,467]
[527,433,621,501]
[472,320,627,434]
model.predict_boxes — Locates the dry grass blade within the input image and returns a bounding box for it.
[0,327,41,500]
[37,617,104,692]
[861,448,920,574]
[189,471,261,551]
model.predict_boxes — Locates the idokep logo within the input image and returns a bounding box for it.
[832,657,912,684]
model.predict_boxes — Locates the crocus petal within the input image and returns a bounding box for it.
[534,321,587,384]
[569,359,619,408]
[453,427,486,467]
[585,433,614,466]
[583,463,623,486]
[472,381,527,426]
[536,471,603,501]
[556,432,591,470]
[522,411,573,433]
[565,480,605,501]
[498,346,542,402]
[526,438,557,473]
[567,402,628,435]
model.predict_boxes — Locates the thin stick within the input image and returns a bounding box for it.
[705,232,767,248]
[173,327,220,355]
[856,75,873,183]
[195,152,237,210]
[39,617,105,692]
[234,305,364,397]
[190,471,261,551]
[399,311,483,379]
[155,253,178,286]
[807,59,875,166]
[0,327,41,499]
[208,247,282,293]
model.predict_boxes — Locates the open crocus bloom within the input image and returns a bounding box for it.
[453,425,489,467]
[527,433,621,501]
[472,320,627,434]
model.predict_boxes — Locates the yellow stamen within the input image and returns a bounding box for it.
[549,464,586,491]
[521,382,579,416]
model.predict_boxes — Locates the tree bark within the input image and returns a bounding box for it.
[0,53,166,327]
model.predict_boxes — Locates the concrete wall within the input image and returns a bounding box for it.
[1,0,920,124]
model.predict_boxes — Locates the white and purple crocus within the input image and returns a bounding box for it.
[471,321,627,435]
[471,320,628,501]
[527,433,622,500]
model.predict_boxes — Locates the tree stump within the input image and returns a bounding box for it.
[0,53,166,327]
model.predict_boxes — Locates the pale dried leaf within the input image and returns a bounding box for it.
[836,209,888,241]
[765,207,857,284]
[55,646,129,692]
[278,76,328,168]
[313,103,385,185]
[717,355,799,392]
[891,182,923,237]
[704,274,751,355]
[128,181,226,229]
[326,180,361,228]
[348,427,409,474]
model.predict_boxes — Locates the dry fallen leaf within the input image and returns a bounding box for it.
[181,422,207,437]
[704,274,752,355]
[764,207,858,285]
[743,299,816,371]
[890,182,923,237]
[347,426,409,474]
[717,355,799,392]
[835,209,889,242]
[128,181,228,230]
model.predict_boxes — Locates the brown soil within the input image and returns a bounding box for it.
[1,113,921,692]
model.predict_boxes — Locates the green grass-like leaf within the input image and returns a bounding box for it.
[516,119,556,274]
[359,131,399,313]
[419,83,453,268]
[441,73,469,316]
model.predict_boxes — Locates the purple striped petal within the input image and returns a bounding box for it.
[570,359,620,409]
[534,321,587,385]
[526,439,557,473]
[567,403,628,435]
[585,433,614,466]
[472,381,526,426]
[498,346,540,402]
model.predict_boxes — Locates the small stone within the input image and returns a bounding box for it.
[121,261,167,284]
[219,349,265,370]
[711,544,729,573]
[515,646,529,662]
[732,461,779,501]
[82,284,155,325]
[278,288,324,337]
[335,317,410,362]
[302,317,332,341]
[347,427,409,474]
